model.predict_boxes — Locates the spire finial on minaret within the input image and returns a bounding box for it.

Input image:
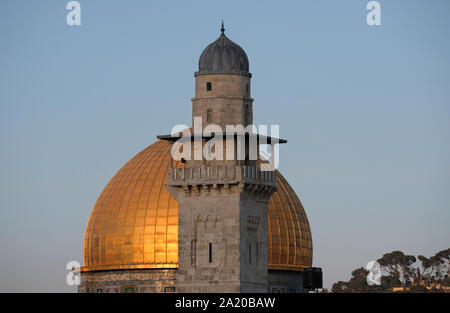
[220,20,225,35]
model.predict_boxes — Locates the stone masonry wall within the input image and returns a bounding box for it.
[78,269,177,293]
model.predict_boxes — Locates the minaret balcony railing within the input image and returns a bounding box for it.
[167,165,275,187]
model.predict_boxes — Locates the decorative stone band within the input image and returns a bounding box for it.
[167,165,276,198]
[194,70,252,78]
[81,262,178,272]
[190,95,254,102]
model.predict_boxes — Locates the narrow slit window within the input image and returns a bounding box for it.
[207,109,212,123]
[191,239,196,267]
[206,82,212,91]
[209,242,213,263]
[249,243,252,265]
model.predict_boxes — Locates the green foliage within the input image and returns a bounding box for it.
[331,248,450,293]
[377,250,416,286]
[331,267,385,293]
[380,273,401,289]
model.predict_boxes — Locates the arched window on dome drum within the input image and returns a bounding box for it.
[207,109,212,123]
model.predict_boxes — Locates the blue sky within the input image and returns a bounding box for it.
[0,0,449,291]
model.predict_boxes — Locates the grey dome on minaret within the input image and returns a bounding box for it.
[196,23,250,77]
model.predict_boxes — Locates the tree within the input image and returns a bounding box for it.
[346,268,371,292]
[380,272,401,289]
[378,251,416,287]
[416,255,435,286]
[415,248,450,286]
[331,248,449,293]
[331,267,384,293]
[331,281,348,293]
[434,248,450,282]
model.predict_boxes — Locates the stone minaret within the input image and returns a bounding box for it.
[166,24,278,292]
[192,23,253,131]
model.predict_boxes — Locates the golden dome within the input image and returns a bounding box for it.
[83,140,312,272]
